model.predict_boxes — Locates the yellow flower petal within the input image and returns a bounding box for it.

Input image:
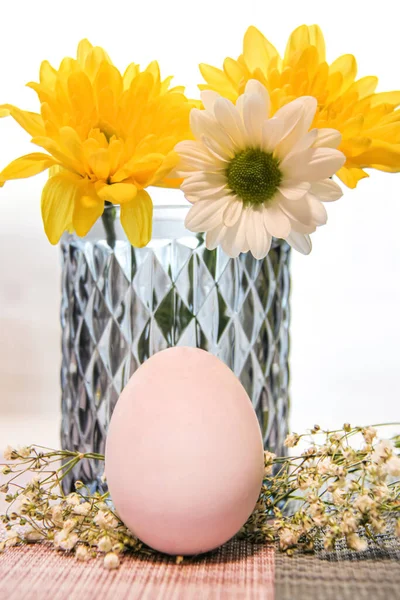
[81,43,112,82]
[111,153,164,184]
[77,39,94,66]
[41,173,81,244]
[243,26,280,75]
[336,165,369,188]
[31,136,85,175]
[120,189,153,247]
[353,141,400,169]
[67,71,95,119]
[328,54,357,95]
[39,60,58,89]
[155,175,183,189]
[96,182,137,204]
[0,153,58,183]
[284,24,325,64]
[147,152,179,186]
[73,183,104,237]
[59,126,84,164]
[350,76,378,100]
[145,60,161,83]
[370,91,400,107]
[88,149,110,181]
[198,64,237,102]
[123,62,140,90]
[94,62,123,104]
[0,104,45,137]
[223,57,246,88]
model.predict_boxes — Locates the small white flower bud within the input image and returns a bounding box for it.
[75,545,91,561]
[73,502,91,516]
[97,536,113,553]
[24,529,43,542]
[104,552,120,569]
[66,493,81,506]
[385,455,400,477]
[347,534,367,552]
[284,433,300,448]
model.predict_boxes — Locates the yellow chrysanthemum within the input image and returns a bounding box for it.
[199,25,400,188]
[0,39,193,245]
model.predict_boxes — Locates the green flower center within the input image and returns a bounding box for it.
[226,148,282,205]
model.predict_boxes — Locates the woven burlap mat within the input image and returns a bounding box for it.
[276,517,400,600]
[275,551,400,600]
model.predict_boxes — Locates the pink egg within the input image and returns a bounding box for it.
[105,347,264,555]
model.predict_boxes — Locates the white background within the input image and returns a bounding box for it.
[0,0,399,449]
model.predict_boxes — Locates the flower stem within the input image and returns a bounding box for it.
[101,202,117,249]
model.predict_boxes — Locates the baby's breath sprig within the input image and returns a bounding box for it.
[241,423,400,554]
[0,446,142,568]
[1,424,400,568]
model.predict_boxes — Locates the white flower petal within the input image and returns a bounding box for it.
[280,198,315,231]
[300,97,318,132]
[263,202,291,238]
[274,100,303,132]
[283,129,318,159]
[221,209,249,257]
[182,172,226,186]
[206,223,228,250]
[285,220,315,234]
[261,118,285,153]
[185,196,229,232]
[182,187,227,201]
[241,238,250,253]
[281,148,346,181]
[285,231,312,255]
[274,96,314,134]
[244,79,271,116]
[183,194,201,204]
[278,181,310,201]
[243,93,267,147]
[190,110,235,152]
[175,141,225,171]
[181,172,227,198]
[223,197,244,227]
[310,178,343,201]
[247,209,272,259]
[236,95,245,118]
[202,135,233,162]
[213,98,246,147]
[280,194,327,228]
[182,183,227,200]
[175,140,209,158]
[313,128,342,149]
[175,159,224,177]
[278,97,316,133]
[305,194,328,225]
[200,90,220,114]
[274,97,317,159]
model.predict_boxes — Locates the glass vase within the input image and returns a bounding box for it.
[60,192,290,490]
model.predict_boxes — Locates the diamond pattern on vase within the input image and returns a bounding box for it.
[60,232,291,491]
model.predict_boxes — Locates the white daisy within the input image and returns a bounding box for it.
[175,80,345,259]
